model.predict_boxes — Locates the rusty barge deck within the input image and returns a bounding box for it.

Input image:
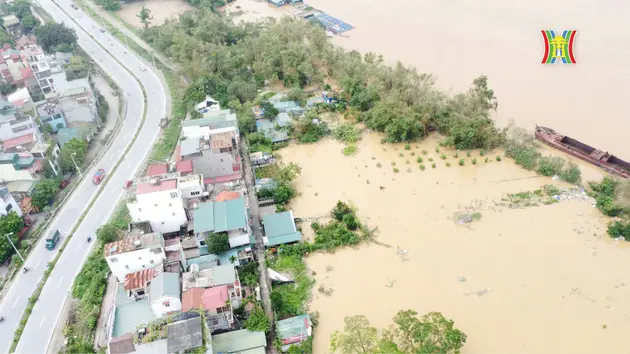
[534,125,630,179]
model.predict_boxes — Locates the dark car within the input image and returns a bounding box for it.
[71,4,78,9]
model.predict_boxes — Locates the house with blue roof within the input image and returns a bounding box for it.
[193,196,251,249]
[262,211,302,247]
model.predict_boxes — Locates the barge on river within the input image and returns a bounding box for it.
[534,125,630,178]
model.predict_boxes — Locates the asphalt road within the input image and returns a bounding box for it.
[0,1,168,353]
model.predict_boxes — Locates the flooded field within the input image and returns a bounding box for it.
[279,134,630,353]
[117,0,195,28]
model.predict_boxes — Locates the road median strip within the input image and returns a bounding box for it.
[9,1,155,351]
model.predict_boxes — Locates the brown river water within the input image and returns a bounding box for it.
[280,135,630,353]
[230,0,630,351]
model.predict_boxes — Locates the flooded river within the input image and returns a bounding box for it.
[304,0,630,160]
[280,134,630,353]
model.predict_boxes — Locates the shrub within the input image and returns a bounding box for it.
[419,164,425,170]
[504,127,539,169]
[342,214,358,231]
[496,155,502,161]
[440,154,447,160]
[458,159,465,166]
[608,221,630,241]
[471,158,477,165]
[480,150,485,156]
[431,163,436,169]
[428,157,434,162]
[244,306,270,332]
[331,201,353,221]
[435,147,440,153]
[416,157,423,163]
[333,123,361,143]
[238,261,260,287]
[453,152,459,158]
[543,184,561,196]
[537,156,565,176]
[466,151,471,157]
[342,143,357,156]
[393,168,399,173]
[559,163,582,184]
[446,162,451,167]
[207,233,230,254]
[398,153,404,157]
[421,150,428,155]
[404,144,411,150]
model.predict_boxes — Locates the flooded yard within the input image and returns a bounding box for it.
[279,134,630,353]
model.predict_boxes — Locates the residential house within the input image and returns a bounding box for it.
[126,178,188,235]
[262,211,302,247]
[181,286,234,331]
[123,268,156,298]
[194,95,220,114]
[0,44,27,85]
[181,263,242,303]
[306,95,325,108]
[212,329,267,354]
[147,161,193,178]
[56,126,95,147]
[29,139,61,176]
[22,44,62,95]
[166,316,204,353]
[103,232,166,282]
[0,185,21,216]
[277,314,313,352]
[148,272,182,318]
[177,174,205,199]
[255,112,293,143]
[108,335,167,354]
[37,102,66,133]
[181,109,238,141]
[163,237,187,273]
[109,282,156,339]
[0,100,41,145]
[7,87,34,110]
[193,197,250,249]
[0,163,36,198]
[178,137,242,185]
[272,100,303,116]
[250,151,273,166]
[1,14,21,38]
[268,0,287,7]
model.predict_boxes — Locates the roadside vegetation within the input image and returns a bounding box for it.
[64,206,130,353]
[330,310,466,354]
[255,162,301,210]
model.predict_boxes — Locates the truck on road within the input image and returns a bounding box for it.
[93,168,106,185]
[45,230,60,250]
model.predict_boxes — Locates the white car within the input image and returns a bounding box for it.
[140,66,146,71]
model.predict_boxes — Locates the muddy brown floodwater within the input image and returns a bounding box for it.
[279,133,630,353]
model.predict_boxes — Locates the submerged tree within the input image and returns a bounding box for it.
[137,6,153,31]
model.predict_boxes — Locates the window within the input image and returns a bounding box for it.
[138,257,142,260]
[150,260,154,264]
[124,265,129,269]
[5,204,12,213]
[170,192,178,198]
[110,257,118,263]
[161,221,165,225]
[154,204,158,207]
[172,212,175,216]
[169,203,172,207]
[220,159,224,162]
[136,290,145,296]
[191,191,201,196]
[163,301,170,307]
[138,208,142,212]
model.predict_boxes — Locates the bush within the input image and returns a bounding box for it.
[331,201,353,221]
[537,156,565,176]
[504,127,539,169]
[239,261,260,287]
[243,305,270,332]
[342,143,357,156]
[207,233,230,254]
[559,163,582,184]
[458,159,465,166]
[342,214,358,231]
[333,123,361,143]
[543,184,561,196]
[608,221,630,240]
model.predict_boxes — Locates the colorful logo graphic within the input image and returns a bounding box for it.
[541,30,577,64]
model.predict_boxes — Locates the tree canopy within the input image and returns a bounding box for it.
[206,232,230,254]
[0,212,25,262]
[137,6,153,31]
[145,12,504,149]
[330,310,467,354]
[59,138,88,174]
[31,178,59,209]
[35,23,78,53]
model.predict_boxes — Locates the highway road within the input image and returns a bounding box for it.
[0,0,168,353]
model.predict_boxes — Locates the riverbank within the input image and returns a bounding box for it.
[279,133,630,352]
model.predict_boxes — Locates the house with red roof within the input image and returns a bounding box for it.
[182,285,234,331]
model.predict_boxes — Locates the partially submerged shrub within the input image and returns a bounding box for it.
[537,156,565,177]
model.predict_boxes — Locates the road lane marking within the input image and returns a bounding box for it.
[39,317,46,328]
[76,243,82,251]
[12,296,20,308]
[57,276,64,288]
[34,259,41,269]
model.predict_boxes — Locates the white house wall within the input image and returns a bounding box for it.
[150,296,182,318]
[105,248,165,282]
[127,189,188,234]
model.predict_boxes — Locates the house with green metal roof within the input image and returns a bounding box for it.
[56,126,94,147]
[278,314,313,351]
[262,211,302,247]
[149,272,182,318]
[212,329,267,354]
[111,283,156,338]
[193,196,251,249]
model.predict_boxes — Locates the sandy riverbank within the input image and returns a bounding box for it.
[279,133,630,352]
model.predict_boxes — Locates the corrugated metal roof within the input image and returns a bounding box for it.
[263,211,302,246]
[193,202,214,234]
[149,272,180,302]
[212,329,267,353]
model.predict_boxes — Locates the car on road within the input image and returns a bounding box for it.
[93,168,106,185]
[59,179,70,190]
[45,230,61,250]
[140,65,146,71]
[71,4,78,9]
[99,28,106,33]
[123,180,132,189]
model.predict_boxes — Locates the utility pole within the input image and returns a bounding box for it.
[5,232,24,263]
[71,152,83,178]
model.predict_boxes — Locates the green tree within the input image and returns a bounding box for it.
[20,13,39,32]
[34,23,77,53]
[383,310,467,354]
[9,0,32,19]
[31,178,59,209]
[260,101,279,119]
[206,232,230,254]
[238,261,260,287]
[100,0,121,11]
[272,183,295,205]
[330,315,379,353]
[137,6,153,31]
[0,212,25,262]
[96,223,121,244]
[243,305,270,332]
[59,138,88,174]
[0,81,14,95]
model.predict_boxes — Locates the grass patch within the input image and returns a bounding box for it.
[342,143,357,156]
[332,123,361,143]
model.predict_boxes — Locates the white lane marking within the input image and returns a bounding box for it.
[95,210,102,219]
[34,259,41,269]
[76,243,82,251]
[57,276,64,288]
[12,296,20,308]
[39,317,46,328]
